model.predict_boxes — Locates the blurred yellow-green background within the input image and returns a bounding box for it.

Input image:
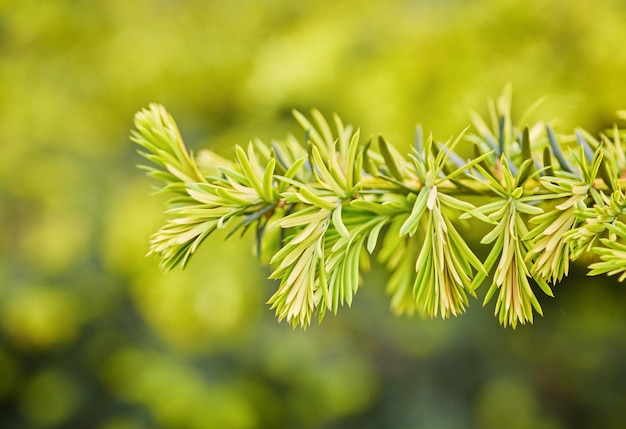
[2,1,626,428]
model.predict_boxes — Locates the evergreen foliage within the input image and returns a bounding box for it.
[134,88,626,329]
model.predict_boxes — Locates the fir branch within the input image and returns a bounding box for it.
[133,89,626,329]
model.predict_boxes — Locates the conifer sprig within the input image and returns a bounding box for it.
[134,89,626,328]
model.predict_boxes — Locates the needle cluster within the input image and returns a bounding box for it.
[133,88,626,328]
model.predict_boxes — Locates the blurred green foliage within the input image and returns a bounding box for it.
[2,0,626,428]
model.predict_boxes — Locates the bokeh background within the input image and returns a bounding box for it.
[2,0,626,428]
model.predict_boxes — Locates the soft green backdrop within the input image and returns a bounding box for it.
[2,1,626,428]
